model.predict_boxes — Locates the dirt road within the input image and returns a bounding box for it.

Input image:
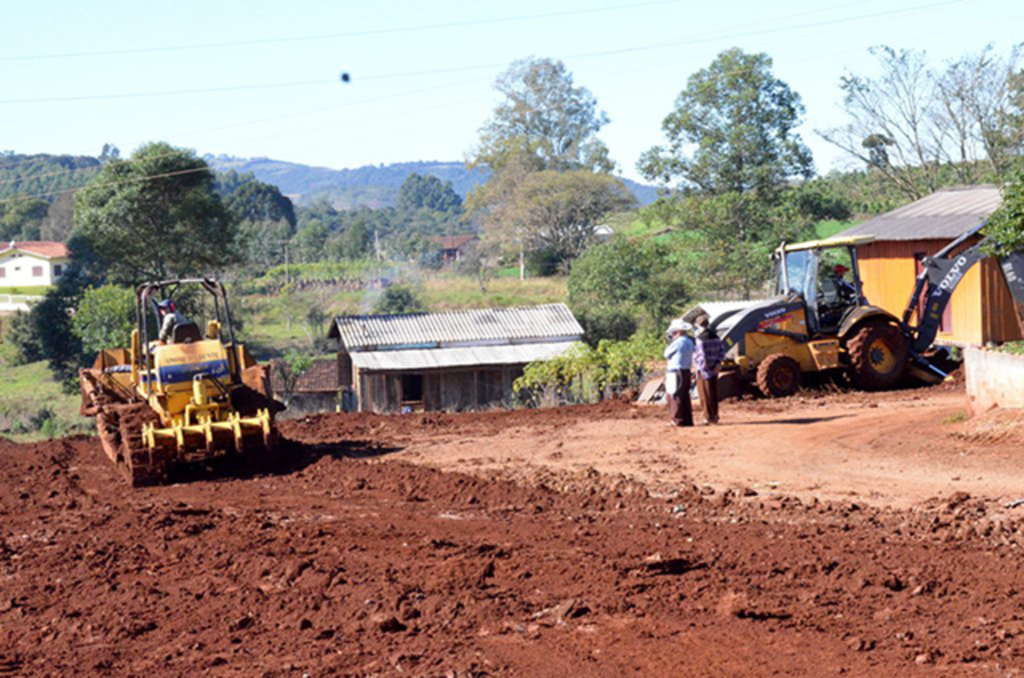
[383,387,1024,509]
[3,386,1024,676]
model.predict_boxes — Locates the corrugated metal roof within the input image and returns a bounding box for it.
[350,341,580,372]
[837,186,1002,241]
[331,303,584,351]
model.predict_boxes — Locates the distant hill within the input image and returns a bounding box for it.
[0,151,659,211]
[0,153,102,201]
[204,155,660,209]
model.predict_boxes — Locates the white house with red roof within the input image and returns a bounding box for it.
[0,241,69,311]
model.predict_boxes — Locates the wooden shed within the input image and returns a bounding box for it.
[837,186,1022,346]
[327,304,584,413]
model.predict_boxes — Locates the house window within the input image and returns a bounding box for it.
[32,266,43,278]
[54,264,63,277]
[0,267,5,279]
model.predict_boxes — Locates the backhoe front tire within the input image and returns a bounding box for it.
[757,354,801,398]
[846,320,908,391]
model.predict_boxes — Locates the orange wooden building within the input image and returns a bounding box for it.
[838,186,1022,347]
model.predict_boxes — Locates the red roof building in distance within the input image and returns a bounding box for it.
[0,241,70,259]
[439,235,478,265]
[1,241,71,300]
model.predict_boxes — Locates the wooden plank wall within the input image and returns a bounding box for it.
[981,258,1024,343]
[858,239,984,345]
[354,367,523,413]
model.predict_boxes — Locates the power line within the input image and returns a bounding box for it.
[0,0,961,105]
[0,75,493,186]
[0,166,215,205]
[0,0,981,194]
[360,0,965,80]
[0,78,334,106]
[0,0,681,62]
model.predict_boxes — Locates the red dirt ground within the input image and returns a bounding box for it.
[3,385,1024,676]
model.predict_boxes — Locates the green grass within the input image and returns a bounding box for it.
[0,342,90,442]
[1001,341,1024,356]
[0,286,50,295]
[612,212,674,238]
[421,275,567,311]
[942,410,970,425]
[816,220,861,239]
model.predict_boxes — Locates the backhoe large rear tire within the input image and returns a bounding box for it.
[757,354,801,398]
[845,320,908,391]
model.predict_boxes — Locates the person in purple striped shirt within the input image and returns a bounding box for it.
[693,314,725,425]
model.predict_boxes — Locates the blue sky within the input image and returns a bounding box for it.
[2,0,1021,183]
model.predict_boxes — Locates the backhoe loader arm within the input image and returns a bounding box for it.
[902,223,1024,354]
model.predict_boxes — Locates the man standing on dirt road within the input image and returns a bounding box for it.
[664,319,695,427]
[693,314,725,425]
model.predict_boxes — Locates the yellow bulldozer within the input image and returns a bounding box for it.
[80,278,280,486]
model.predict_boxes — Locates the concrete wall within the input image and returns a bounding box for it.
[0,294,44,313]
[964,347,1024,415]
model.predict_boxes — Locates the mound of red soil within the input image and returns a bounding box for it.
[3,399,1024,675]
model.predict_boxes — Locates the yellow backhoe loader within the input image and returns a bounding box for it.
[80,278,280,486]
[684,224,1024,397]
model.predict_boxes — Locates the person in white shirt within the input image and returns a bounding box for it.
[663,319,695,427]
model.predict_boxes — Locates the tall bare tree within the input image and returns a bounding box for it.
[935,44,1022,178]
[821,44,1022,200]
[820,47,941,200]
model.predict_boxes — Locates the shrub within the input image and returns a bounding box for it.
[568,237,688,344]
[374,285,426,315]
[514,332,661,407]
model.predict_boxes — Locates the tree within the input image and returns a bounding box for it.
[396,173,463,215]
[986,162,1024,255]
[71,284,136,359]
[5,310,43,365]
[667,192,817,297]
[39,193,76,242]
[498,170,634,266]
[73,142,239,283]
[934,44,1022,179]
[820,45,1020,199]
[273,350,313,407]
[472,57,613,173]
[639,48,813,194]
[331,216,373,260]
[292,220,329,263]
[218,170,297,228]
[568,237,690,342]
[374,285,425,315]
[0,195,49,241]
[238,218,292,271]
[637,49,817,297]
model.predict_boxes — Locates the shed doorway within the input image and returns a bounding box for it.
[401,373,423,411]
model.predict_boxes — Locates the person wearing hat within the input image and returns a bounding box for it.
[693,314,725,425]
[663,318,695,427]
[831,264,857,302]
[157,299,189,344]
